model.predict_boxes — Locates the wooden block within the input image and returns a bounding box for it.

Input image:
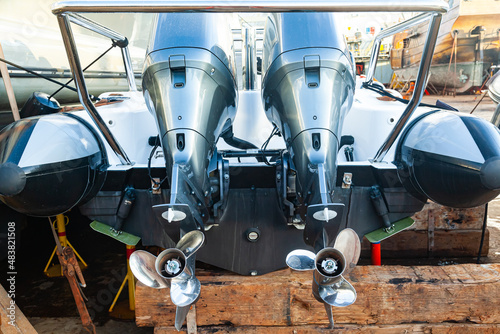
[361,229,489,258]
[411,202,486,231]
[155,323,500,334]
[136,264,500,328]
[0,284,37,334]
[0,42,20,121]
[433,230,489,257]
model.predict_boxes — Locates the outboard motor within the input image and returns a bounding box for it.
[262,13,355,209]
[142,13,237,230]
[137,13,237,330]
[262,13,357,325]
[0,113,108,216]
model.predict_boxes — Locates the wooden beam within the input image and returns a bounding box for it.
[155,323,500,334]
[0,284,37,334]
[0,42,20,121]
[187,305,197,334]
[136,264,500,328]
[411,202,486,231]
[361,229,489,258]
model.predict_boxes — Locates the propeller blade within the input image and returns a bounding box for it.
[176,230,205,259]
[174,305,191,331]
[318,276,357,307]
[286,249,316,271]
[129,250,169,289]
[333,228,361,276]
[170,276,201,307]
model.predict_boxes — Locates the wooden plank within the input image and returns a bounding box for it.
[411,202,486,231]
[155,323,500,334]
[0,42,20,121]
[187,305,197,334]
[136,264,500,328]
[433,230,489,257]
[360,229,489,258]
[0,284,37,334]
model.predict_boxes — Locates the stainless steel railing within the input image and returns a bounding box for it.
[67,13,137,92]
[52,1,449,14]
[58,13,136,165]
[369,12,443,162]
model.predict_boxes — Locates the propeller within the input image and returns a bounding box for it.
[129,250,169,289]
[286,228,361,328]
[130,230,205,331]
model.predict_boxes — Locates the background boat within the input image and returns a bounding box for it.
[0,0,151,112]
[391,0,500,93]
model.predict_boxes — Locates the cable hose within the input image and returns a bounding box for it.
[49,43,117,99]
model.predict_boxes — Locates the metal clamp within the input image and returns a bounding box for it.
[342,173,352,189]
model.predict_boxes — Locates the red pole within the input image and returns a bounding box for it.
[371,242,381,266]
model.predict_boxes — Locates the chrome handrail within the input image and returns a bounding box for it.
[52,1,449,14]
[371,12,442,162]
[68,13,138,92]
[365,12,433,85]
[52,0,448,166]
[68,13,126,43]
[57,13,133,165]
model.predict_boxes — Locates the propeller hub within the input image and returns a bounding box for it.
[165,258,182,275]
[321,258,338,274]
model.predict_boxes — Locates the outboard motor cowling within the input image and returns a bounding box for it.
[262,13,355,206]
[264,14,358,327]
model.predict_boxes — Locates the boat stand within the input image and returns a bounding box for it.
[109,244,136,320]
